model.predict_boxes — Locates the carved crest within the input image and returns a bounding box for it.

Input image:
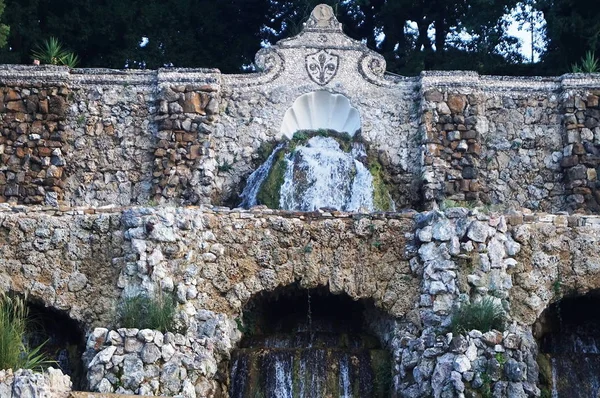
[306,50,339,85]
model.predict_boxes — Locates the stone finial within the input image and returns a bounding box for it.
[306,4,341,29]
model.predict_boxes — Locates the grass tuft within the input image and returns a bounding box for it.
[0,294,54,371]
[118,293,175,332]
[451,296,505,334]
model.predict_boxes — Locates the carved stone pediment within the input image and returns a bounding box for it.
[238,4,395,88]
[306,50,339,85]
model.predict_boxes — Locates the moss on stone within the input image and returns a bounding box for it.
[256,150,287,209]
[255,140,276,166]
[291,129,354,152]
[368,158,394,211]
[371,350,392,397]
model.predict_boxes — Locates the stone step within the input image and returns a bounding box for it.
[70,393,175,398]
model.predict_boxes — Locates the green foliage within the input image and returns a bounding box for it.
[540,0,600,74]
[256,150,287,209]
[290,129,353,152]
[370,350,392,397]
[255,141,275,166]
[572,51,600,73]
[0,294,54,371]
[118,293,175,332]
[440,199,477,210]
[31,37,79,67]
[495,352,506,366]
[0,0,591,75]
[217,159,233,173]
[0,0,8,49]
[451,297,506,334]
[367,159,394,211]
[303,244,313,253]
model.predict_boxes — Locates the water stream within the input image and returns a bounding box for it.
[229,288,391,398]
[241,134,394,212]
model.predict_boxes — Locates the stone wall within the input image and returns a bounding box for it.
[0,204,419,327]
[3,60,600,214]
[0,84,70,205]
[420,72,566,212]
[561,87,600,211]
[4,203,600,395]
[0,368,71,398]
[84,323,236,397]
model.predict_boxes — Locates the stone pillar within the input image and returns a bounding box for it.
[420,72,484,208]
[154,72,221,205]
[561,88,600,212]
[0,85,70,206]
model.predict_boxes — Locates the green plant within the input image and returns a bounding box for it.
[495,352,506,366]
[572,51,599,73]
[76,115,86,126]
[0,294,54,371]
[118,293,175,332]
[451,296,505,334]
[217,160,233,173]
[60,51,80,68]
[480,372,492,398]
[303,244,313,253]
[31,37,79,68]
[552,272,563,298]
[368,158,394,211]
[372,240,382,249]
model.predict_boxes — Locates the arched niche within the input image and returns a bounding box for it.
[280,91,361,139]
[229,283,392,398]
[534,292,600,397]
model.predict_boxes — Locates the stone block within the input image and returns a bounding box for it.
[48,95,66,117]
[6,100,26,113]
[424,90,443,102]
[447,94,467,114]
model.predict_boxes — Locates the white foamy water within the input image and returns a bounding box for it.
[279,136,374,211]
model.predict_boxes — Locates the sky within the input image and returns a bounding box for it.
[505,3,546,63]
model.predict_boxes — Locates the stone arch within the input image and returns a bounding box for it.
[19,298,87,388]
[229,282,394,397]
[534,292,600,397]
[279,91,361,139]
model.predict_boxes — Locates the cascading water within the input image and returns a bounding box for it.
[229,287,391,398]
[240,132,394,212]
[239,143,286,208]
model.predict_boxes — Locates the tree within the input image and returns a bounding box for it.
[537,0,600,74]
[0,0,9,49]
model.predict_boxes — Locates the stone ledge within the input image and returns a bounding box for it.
[3,202,600,228]
[70,393,173,398]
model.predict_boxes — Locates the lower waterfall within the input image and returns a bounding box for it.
[537,294,600,397]
[229,287,391,398]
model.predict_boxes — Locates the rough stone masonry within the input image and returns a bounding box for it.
[1,4,600,398]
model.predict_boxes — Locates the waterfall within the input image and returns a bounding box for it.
[239,143,286,208]
[545,319,600,397]
[241,135,392,211]
[340,354,351,398]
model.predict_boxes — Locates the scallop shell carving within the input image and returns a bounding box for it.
[280,91,361,139]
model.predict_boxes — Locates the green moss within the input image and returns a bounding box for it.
[537,353,553,391]
[368,159,393,211]
[371,350,392,397]
[256,150,287,209]
[291,129,354,152]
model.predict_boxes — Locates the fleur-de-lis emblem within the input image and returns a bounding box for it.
[305,50,339,85]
